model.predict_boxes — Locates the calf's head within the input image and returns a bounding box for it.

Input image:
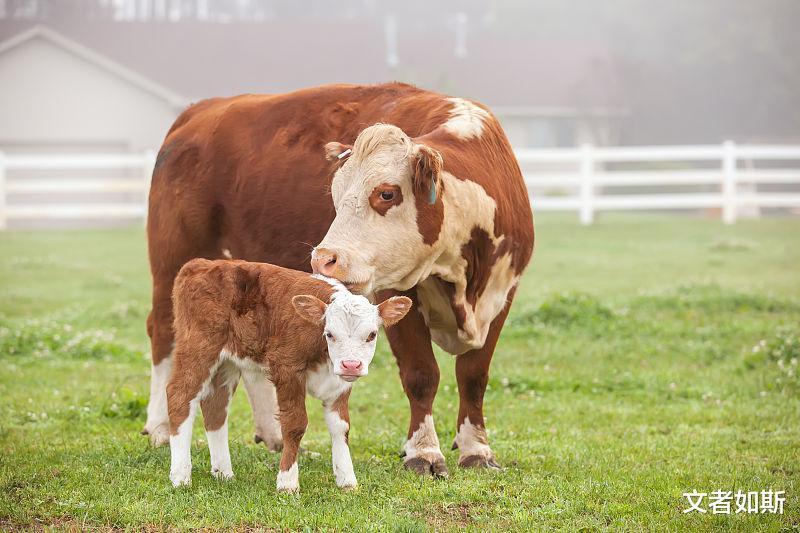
[311,124,443,294]
[292,291,412,381]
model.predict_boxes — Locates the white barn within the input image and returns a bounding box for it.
[0,25,184,155]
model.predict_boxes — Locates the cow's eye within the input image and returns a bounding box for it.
[380,190,395,201]
[366,331,377,342]
[325,331,335,341]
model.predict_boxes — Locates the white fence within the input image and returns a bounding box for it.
[1,143,800,228]
[517,142,800,224]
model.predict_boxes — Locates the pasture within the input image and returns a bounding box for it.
[0,213,798,531]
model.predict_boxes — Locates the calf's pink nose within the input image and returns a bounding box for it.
[341,360,363,372]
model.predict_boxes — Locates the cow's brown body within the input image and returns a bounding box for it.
[147,82,534,474]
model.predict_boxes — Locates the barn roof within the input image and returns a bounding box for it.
[0,25,186,109]
[0,20,625,114]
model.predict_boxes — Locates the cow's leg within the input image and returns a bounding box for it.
[241,370,283,451]
[143,282,175,447]
[274,375,307,492]
[382,289,447,478]
[453,293,514,469]
[201,362,239,480]
[324,390,356,489]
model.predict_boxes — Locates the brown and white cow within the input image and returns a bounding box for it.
[167,258,411,490]
[145,82,534,476]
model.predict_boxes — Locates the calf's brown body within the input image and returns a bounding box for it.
[167,259,341,488]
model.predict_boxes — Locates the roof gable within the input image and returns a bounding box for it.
[0,25,187,109]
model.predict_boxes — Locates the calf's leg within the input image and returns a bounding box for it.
[453,293,514,469]
[274,376,308,492]
[201,362,239,480]
[324,391,356,489]
[166,344,221,486]
[241,370,283,451]
[381,289,448,478]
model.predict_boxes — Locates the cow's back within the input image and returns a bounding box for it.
[148,82,530,277]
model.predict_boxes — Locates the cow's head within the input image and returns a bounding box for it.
[311,124,443,294]
[292,291,412,381]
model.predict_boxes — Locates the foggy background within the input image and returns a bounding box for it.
[0,0,798,229]
[2,0,798,149]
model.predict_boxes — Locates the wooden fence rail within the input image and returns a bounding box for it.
[1,143,799,228]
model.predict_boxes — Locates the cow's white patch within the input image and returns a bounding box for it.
[241,369,282,450]
[324,408,357,488]
[221,248,233,259]
[207,425,234,480]
[403,414,444,464]
[454,417,494,462]
[169,398,198,487]
[276,462,299,492]
[442,97,490,140]
[145,356,172,446]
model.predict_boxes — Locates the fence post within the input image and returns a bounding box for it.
[722,140,737,224]
[579,143,595,225]
[0,151,6,230]
[142,149,157,225]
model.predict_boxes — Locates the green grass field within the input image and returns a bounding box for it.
[1,214,798,531]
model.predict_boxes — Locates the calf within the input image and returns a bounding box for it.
[166,258,412,491]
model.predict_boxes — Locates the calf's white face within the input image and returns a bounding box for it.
[292,292,412,381]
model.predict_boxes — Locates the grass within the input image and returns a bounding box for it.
[0,213,798,531]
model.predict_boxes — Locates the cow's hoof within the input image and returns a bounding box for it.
[254,433,282,452]
[404,456,449,478]
[144,424,170,447]
[458,454,501,470]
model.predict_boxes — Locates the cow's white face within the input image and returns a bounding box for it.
[292,291,412,381]
[311,124,442,295]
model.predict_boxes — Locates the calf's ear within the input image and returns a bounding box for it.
[412,143,442,204]
[377,296,413,327]
[324,142,353,161]
[292,295,328,324]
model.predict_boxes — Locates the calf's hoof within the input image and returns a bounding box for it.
[170,469,192,487]
[142,424,170,447]
[404,455,449,478]
[254,434,283,452]
[458,454,501,470]
[211,467,234,481]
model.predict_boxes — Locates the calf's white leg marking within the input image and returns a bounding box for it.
[206,384,234,480]
[276,462,299,492]
[169,399,198,487]
[324,409,356,489]
[242,369,283,451]
[145,357,172,446]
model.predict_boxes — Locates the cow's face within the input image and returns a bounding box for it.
[311,124,442,294]
[292,292,412,381]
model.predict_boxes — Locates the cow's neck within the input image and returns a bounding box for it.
[416,172,519,355]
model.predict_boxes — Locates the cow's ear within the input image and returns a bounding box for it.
[324,142,353,161]
[412,144,442,204]
[292,295,328,324]
[377,296,413,327]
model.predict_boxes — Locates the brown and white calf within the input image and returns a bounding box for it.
[166,258,411,490]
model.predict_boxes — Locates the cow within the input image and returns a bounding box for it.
[145,82,535,476]
[167,258,411,490]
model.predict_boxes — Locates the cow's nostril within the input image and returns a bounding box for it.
[326,257,337,267]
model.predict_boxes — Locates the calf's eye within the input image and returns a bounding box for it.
[366,331,377,342]
[325,331,335,341]
[380,191,395,201]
